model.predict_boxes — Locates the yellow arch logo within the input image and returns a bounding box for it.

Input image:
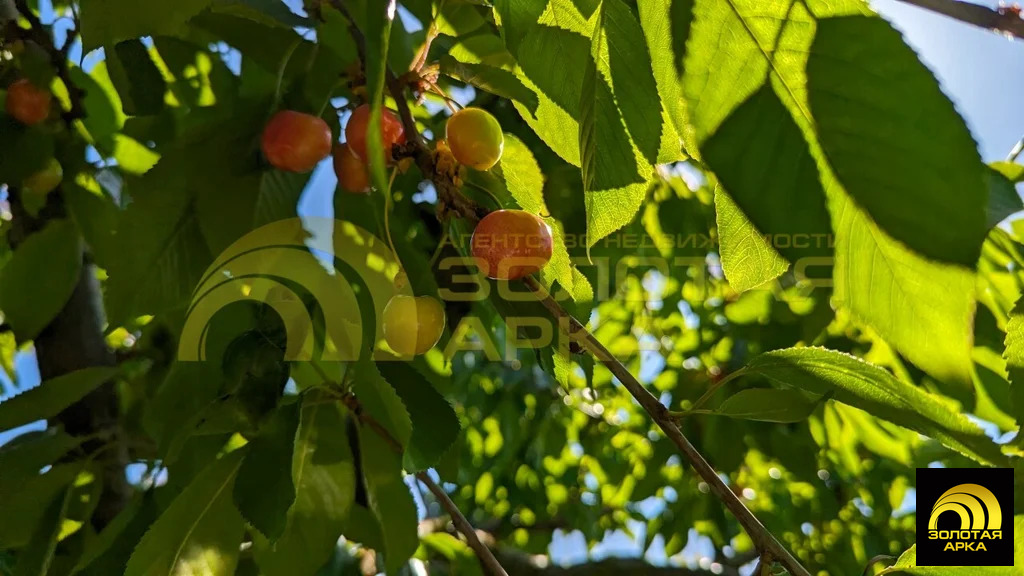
[177,217,414,361]
[928,484,1002,531]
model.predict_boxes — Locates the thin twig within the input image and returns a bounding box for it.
[340,390,510,576]
[1007,135,1024,163]
[9,0,85,122]
[418,472,510,576]
[331,4,810,575]
[520,277,810,576]
[891,0,1024,40]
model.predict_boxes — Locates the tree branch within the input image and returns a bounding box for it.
[331,3,810,575]
[339,392,510,576]
[891,0,1024,40]
[521,278,809,576]
[9,0,86,122]
[418,472,510,576]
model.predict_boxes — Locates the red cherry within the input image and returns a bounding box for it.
[6,79,51,126]
[333,144,370,193]
[261,110,333,173]
[344,104,405,162]
[471,210,553,280]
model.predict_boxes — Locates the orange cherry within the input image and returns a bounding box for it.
[5,79,51,126]
[344,104,405,162]
[471,210,553,280]
[261,110,333,173]
[333,144,370,193]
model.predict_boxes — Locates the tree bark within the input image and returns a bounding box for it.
[7,188,130,530]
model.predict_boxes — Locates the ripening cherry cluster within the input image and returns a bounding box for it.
[4,79,64,199]
[259,100,555,357]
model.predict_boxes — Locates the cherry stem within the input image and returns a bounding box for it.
[427,228,450,269]
[272,37,303,112]
[316,78,343,116]
[383,166,401,265]
[463,180,503,210]
[424,77,461,114]
[410,0,444,72]
[682,367,749,416]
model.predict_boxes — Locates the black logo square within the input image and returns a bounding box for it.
[916,467,1014,566]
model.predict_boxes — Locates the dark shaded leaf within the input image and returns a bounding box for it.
[0,219,82,341]
[0,367,118,431]
[234,401,300,540]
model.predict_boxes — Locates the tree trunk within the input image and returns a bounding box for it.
[7,187,131,530]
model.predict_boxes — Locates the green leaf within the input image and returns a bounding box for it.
[358,426,418,574]
[105,40,167,116]
[579,31,650,248]
[254,392,356,576]
[637,0,695,159]
[0,219,82,341]
[79,0,215,52]
[986,165,1023,229]
[254,170,308,227]
[0,119,53,182]
[715,388,820,423]
[807,16,987,266]
[63,182,119,269]
[71,64,124,150]
[233,401,300,540]
[144,362,224,456]
[13,481,74,576]
[1003,296,1024,429]
[104,148,214,326]
[831,190,976,392]
[496,134,592,303]
[681,0,976,386]
[73,494,161,576]
[880,516,1024,573]
[714,188,787,292]
[990,161,1024,183]
[0,367,118,432]
[351,358,412,448]
[704,85,832,265]
[0,429,81,497]
[378,362,460,472]
[439,57,539,115]
[125,450,246,576]
[0,464,80,549]
[744,347,1006,466]
[598,0,678,164]
[512,25,590,164]
[363,0,396,195]
[209,0,311,28]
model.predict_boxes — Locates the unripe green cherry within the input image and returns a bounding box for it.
[382,295,445,356]
[446,107,504,170]
[22,158,63,196]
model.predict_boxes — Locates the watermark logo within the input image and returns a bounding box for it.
[175,218,841,364]
[177,218,411,362]
[916,467,1013,566]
